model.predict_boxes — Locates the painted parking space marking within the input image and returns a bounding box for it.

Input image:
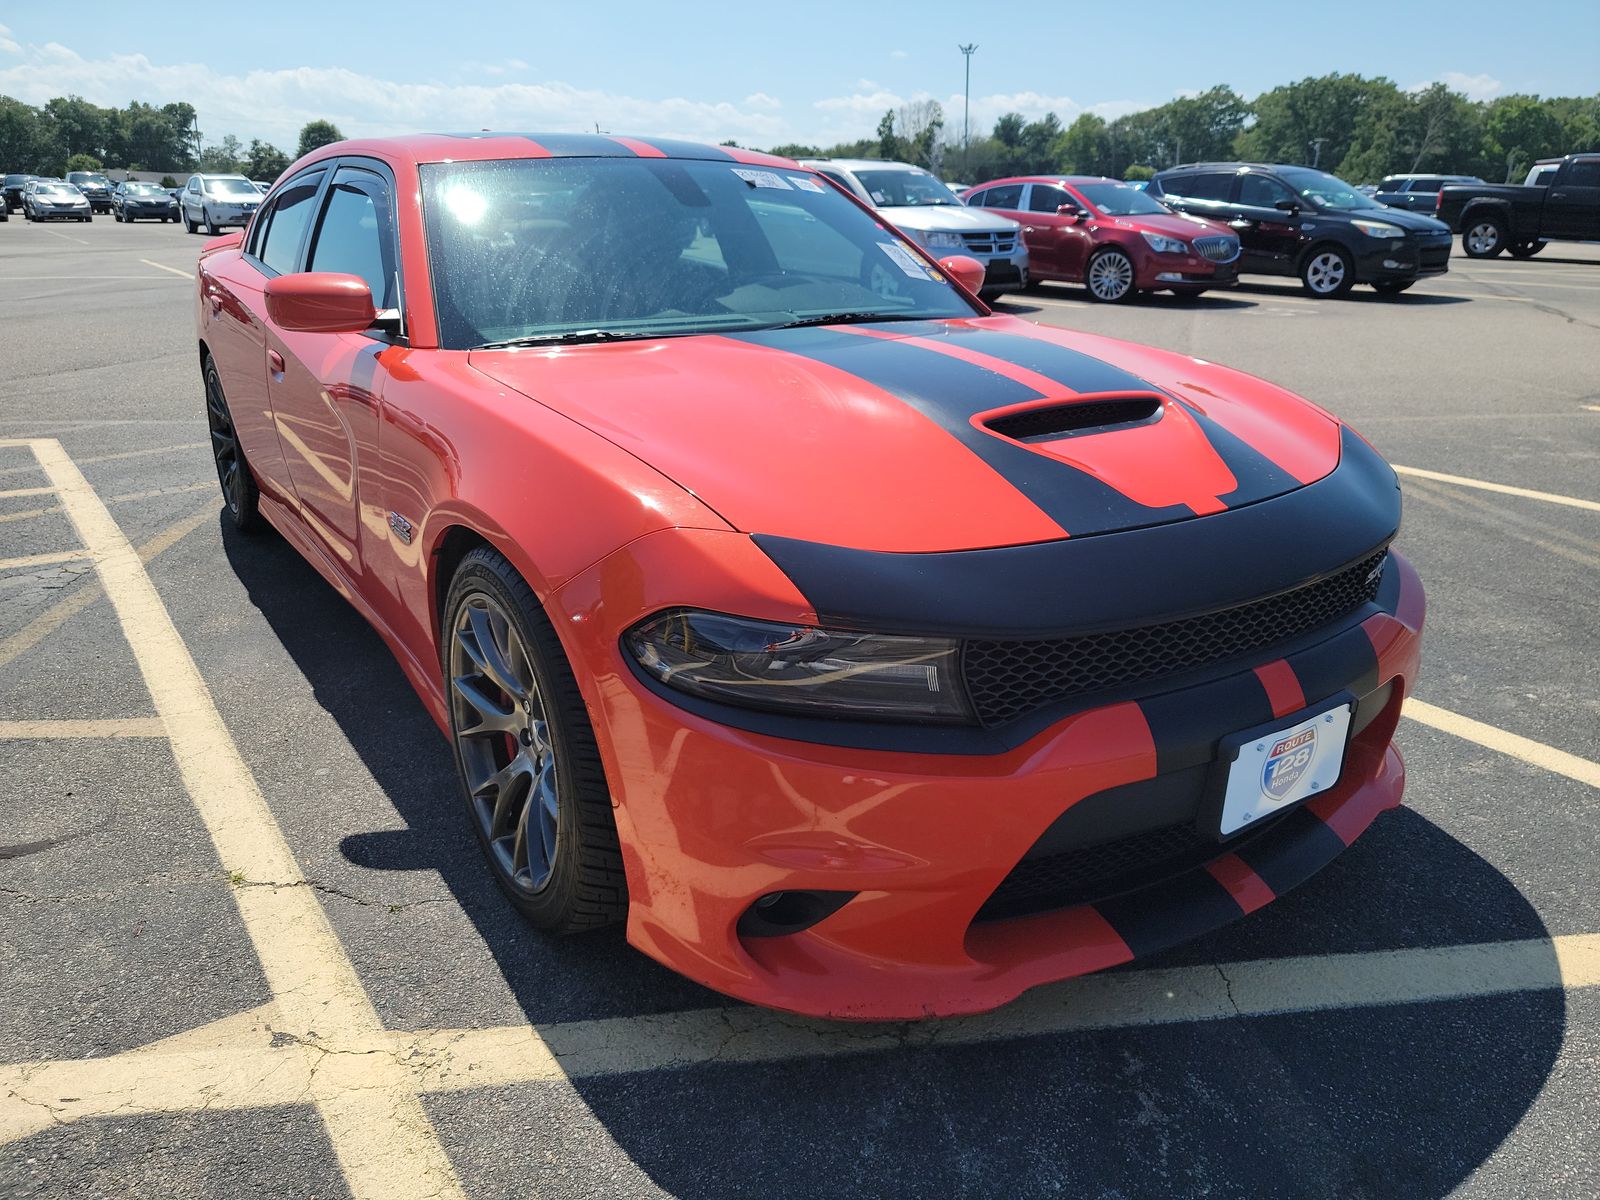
[0,486,57,499]
[3,932,1596,1145]
[0,438,466,1200]
[1394,465,1600,512]
[1404,699,1600,790]
[139,258,194,279]
[0,718,167,739]
[0,440,209,480]
[0,549,88,571]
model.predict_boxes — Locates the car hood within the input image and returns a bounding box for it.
[877,204,1019,233]
[469,315,1343,554]
[1100,210,1233,238]
[1337,205,1450,234]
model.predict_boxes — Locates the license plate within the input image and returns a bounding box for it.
[1218,703,1352,836]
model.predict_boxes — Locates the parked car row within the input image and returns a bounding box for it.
[0,171,270,232]
[1435,153,1600,259]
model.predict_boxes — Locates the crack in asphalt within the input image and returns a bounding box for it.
[1215,964,1241,1016]
[226,874,453,913]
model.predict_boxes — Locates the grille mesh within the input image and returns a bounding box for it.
[960,231,1018,255]
[986,398,1161,441]
[962,551,1386,726]
[1193,235,1241,264]
[976,823,1210,920]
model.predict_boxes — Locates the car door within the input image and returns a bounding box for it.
[1233,172,1305,275]
[1024,183,1090,280]
[266,162,401,576]
[1545,158,1600,239]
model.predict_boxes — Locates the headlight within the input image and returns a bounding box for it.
[625,609,972,723]
[1140,231,1189,254]
[921,230,965,250]
[1352,219,1404,239]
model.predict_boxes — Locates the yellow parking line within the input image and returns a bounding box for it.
[26,439,465,1200]
[1394,465,1600,512]
[0,549,88,571]
[0,718,166,739]
[139,258,194,280]
[3,932,1595,1142]
[1403,699,1600,790]
[0,505,60,524]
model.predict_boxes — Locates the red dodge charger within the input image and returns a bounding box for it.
[966,175,1242,301]
[197,134,1423,1019]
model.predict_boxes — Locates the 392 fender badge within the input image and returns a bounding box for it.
[387,511,414,544]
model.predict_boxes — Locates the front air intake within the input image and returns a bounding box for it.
[983,394,1163,442]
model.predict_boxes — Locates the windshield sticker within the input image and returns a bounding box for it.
[878,241,934,280]
[788,176,825,193]
[731,168,792,190]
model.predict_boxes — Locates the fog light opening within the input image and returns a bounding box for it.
[737,890,856,938]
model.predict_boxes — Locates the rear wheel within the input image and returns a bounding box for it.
[1300,246,1355,297]
[1509,239,1544,258]
[203,354,261,533]
[444,549,626,933]
[1085,248,1136,302]
[1463,215,1506,258]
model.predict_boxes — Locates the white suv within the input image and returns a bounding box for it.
[181,174,262,235]
[800,158,1028,298]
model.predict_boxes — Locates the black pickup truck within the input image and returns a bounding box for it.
[1436,153,1600,258]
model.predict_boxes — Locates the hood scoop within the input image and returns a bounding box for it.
[982,393,1164,443]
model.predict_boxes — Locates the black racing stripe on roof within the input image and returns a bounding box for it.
[634,137,736,161]
[515,133,641,157]
[730,326,1186,535]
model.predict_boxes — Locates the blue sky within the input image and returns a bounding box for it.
[1,1,1595,151]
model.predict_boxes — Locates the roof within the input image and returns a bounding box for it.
[969,175,1127,189]
[799,158,923,172]
[292,132,796,170]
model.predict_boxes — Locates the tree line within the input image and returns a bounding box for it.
[768,75,1600,184]
[0,95,344,182]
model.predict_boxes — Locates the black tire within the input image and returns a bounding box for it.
[1462,213,1507,258]
[203,354,262,533]
[1299,245,1355,298]
[1509,239,1545,259]
[1084,247,1136,302]
[113,208,123,222]
[204,207,219,236]
[443,548,626,933]
[184,210,196,234]
[1373,280,1414,295]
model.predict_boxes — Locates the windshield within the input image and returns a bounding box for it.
[37,184,78,197]
[1277,168,1383,212]
[204,177,258,197]
[70,174,109,186]
[421,157,976,350]
[1075,182,1171,217]
[852,168,961,207]
[125,183,164,195]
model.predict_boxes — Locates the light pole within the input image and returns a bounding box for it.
[1309,136,1327,168]
[959,43,978,177]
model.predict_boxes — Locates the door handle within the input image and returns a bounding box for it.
[268,349,286,375]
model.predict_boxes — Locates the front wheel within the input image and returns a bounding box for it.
[203,355,262,533]
[1373,280,1414,295]
[1509,239,1544,259]
[443,550,626,933]
[183,211,196,234]
[1300,246,1355,297]
[204,207,219,236]
[1463,216,1506,258]
[1085,248,1136,302]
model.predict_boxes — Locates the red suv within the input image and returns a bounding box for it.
[966,176,1241,302]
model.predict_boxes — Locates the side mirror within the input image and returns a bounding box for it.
[936,254,986,295]
[1274,199,1301,214]
[264,272,376,334]
[1057,204,1085,221]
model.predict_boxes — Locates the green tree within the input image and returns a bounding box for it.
[243,139,291,181]
[296,119,344,158]
[875,110,899,160]
[1057,113,1112,175]
[1484,95,1567,180]
[197,134,244,173]
[65,153,103,173]
[1236,74,1397,170]
[896,99,944,167]
[43,95,113,162]
[0,95,47,173]
[1122,164,1154,181]
[114,102,191,173]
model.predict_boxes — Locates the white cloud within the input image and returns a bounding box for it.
[743,92,782,110]
[1413,71,1504,101]
[890,49,909,60]
[0,24,19,55]
[0,40,789,150]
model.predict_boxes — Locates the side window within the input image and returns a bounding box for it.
[1238,173,1296,208]
[965,188,990,207]
[187,178,200,193]
[1028,185,1072,213]
[256,173,325,276]
[1406,179,1442,196]
[817,169,855,195]
[1565,161,1600,188]
[306,168,397,308]
[1167,172,1232,201]
[980,183,1023,209]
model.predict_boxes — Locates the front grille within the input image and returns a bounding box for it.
[1193,235,1240,264]
[1420,244,1451,268]
[961,231,1018,255]
[962,551,1387,726]
[977,822,1210,920]
[986,397,1162,441]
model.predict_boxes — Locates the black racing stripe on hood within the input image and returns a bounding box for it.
[733,326,1189,536]
[936,327,1305,505]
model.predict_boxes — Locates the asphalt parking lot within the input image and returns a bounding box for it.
[1,215,1597,1199]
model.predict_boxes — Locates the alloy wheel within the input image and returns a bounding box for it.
[1466,222,1501,255]
[1087,251,1133,301]
[449,595,561,895]
[1305,251,1347,295]
[205,368,245,516]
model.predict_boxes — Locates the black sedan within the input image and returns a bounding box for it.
[112,181,177,223]
[1151,162,1453,297]
[3,173,36,213]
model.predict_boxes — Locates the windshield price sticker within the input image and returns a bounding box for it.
[788,176,825,193]
[732,168,792,190]
[878,242,934,279]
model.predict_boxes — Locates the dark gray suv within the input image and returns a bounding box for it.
[1373,174,1483,213]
